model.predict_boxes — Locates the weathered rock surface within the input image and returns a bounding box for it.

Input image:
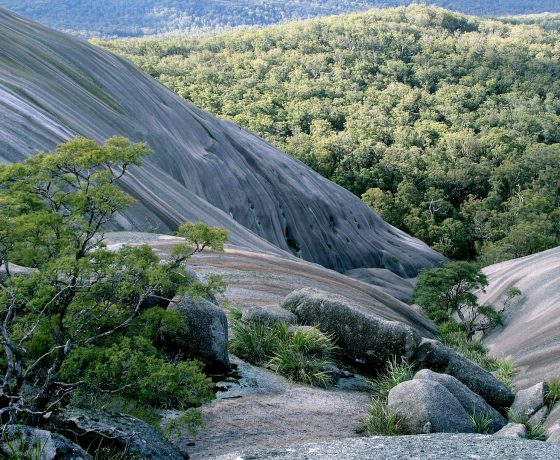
[511,382,549,422]
[494,423,528,439]
[414,369,507,432]
[241,305,297,326]
[183,356,371,458]
[479,247,560,429]
[282,288,421,368]
[548,424,560,444]
[212,434,560,460]
[344,268,415,302]
[104,232,438,339]
[1,425,91,460]
[387,379,474,434]
[168,295,230,371]
[0,7,443,275]
[412,338,514,411]
[55,410,185,460]
[481,247,560,389]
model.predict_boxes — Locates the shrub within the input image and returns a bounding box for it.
[363,397,402,436]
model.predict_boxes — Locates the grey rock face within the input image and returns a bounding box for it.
[548,425,560,444]
[0,8,444,275]
[55,410,184,459]
[168,295,230,371]
[216,434,560,460]
[387,379,474,434]
[282,288,420,368]
[1,425,92,460]
[412,338,514,411]
[344,268,414,302]
[511,382,549,422]
[494,423,528,439]
[414,369,507,433]
[241,305,297,326]
[529,406,550,426]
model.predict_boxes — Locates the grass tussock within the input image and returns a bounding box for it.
[363,357,414,436]
[230,318,336,387]
[372,357,414,401]
[547,379,560,408]
[470,411,493,434]
[363,397,402,436]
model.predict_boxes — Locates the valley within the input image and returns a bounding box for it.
[1,3,560,459]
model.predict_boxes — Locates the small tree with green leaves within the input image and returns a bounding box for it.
[0,137,228,428]
[412,261,502,340]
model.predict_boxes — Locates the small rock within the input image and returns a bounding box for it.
[241,305,297,326]
[511,382,549,422]
[168,295,230,371]
[387,379,474,434]
[412,338,514,411]
[547,424,560,444]
[414,369,507,433]
[494,423,528,439]
[528,406,549,426]
[54,409,186,459]
[282,288,421,369]
[1,425,91,460]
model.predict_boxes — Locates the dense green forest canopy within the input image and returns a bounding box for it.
[102,6,560,263]
[2,0,560,37]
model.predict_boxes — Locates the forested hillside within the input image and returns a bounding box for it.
[103,5,560,263]
[1,0,560,37]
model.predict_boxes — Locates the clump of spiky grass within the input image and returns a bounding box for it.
[363,397,402,436]
[547,379,560,408]
[494,358,517,391]
[470,410,492,434]
[507,409,549,441]
[230,319,281,365]
[527,423,548,441]
[229,318,336,387]
[372,357,414,400]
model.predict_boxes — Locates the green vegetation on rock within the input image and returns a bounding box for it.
[102,5,560,262]
[0,137,226,438]
[230,318,336,387]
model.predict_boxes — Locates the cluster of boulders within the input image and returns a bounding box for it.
[279,287,560,443]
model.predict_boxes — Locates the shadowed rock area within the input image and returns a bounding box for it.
[0,7,443,275]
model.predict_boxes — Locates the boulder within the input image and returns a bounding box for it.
[54,410,185,459]
[494,423,528,439]
[241,305,297,326]
[387,379,474,434]
[529,406,549,426]
[548,425,560,444]
[414,369,507,433]
[412,338,514,411]
[510,382,549,422]
[168,295,230,371]
[282,288,420,369]
[1,425,91,460]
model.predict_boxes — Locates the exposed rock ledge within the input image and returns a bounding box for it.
[214,434,560,460]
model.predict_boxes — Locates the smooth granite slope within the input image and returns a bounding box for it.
[480,247,560,394]
[0,7,443,275]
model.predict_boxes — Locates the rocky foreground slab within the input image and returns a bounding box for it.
[214,434,560,460]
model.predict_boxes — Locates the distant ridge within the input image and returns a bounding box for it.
[1,1,559,37]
